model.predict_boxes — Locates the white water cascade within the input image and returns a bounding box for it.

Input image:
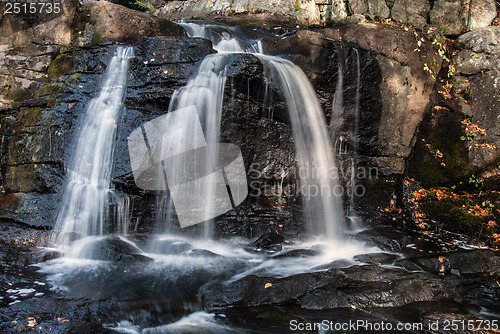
[52,46,134,250]
[175,23,345,241]
[258,55,345,239]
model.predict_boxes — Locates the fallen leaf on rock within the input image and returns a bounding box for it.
[264,283,272,289]
[487,221,498,229]
[438,256,448,263]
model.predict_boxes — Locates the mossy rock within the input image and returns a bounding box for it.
[47,53,75,78]
[421,191,500,236]
[5,86,35,102]
[408,108,469,187]
[422,198,485,234]
[19,108,44,127]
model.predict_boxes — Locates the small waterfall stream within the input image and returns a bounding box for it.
[257,54,345,239]
[52,46,134,252]
[330,45,362,225]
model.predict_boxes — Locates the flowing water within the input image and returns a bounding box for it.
[51,46,133,251]
[176,22,345,240]
[257,54,345,239]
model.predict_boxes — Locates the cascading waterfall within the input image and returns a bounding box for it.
[330,45,362,222]
[349,48,361,217]
[176,23,345,240]
[150,24,262,239]
[51,46,134,251]
[258,55,345,239]
[178,22,263,53]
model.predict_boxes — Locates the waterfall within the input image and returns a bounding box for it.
[258,55,345,239]
[52,46,133,249]
[349,48,361,217]
[330,45,362,224]
[150,23,260,239]
[178,22,263,53]
[176,23,345,240]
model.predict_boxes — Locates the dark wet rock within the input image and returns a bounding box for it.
[201,270,342,308]
[272,248,319,258]
[404,250,500,275]
[410,255,451,274]
[0,221,50,247]
[201,264,500,309]
[253,232,285,250]
[393,259,424,271]
[353,252,401,265]
[446,250,500,274]
[355,226,411,251]
[0,193,61,228]
[83,236,151,263]
[311,259,354,270]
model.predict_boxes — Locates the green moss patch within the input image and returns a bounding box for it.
[47,53,75,78]
[420,190,500,237]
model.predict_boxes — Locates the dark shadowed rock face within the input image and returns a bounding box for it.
[408,26,500,187]
[453,28,500,172]
[200,263,500,309]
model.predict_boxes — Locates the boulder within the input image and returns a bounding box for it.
[0,0,185,47]
[391,0,430,27]
[429,0,497,36]
[348,0,390,20]
[79,1,185,46]
[73,236,151,262]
